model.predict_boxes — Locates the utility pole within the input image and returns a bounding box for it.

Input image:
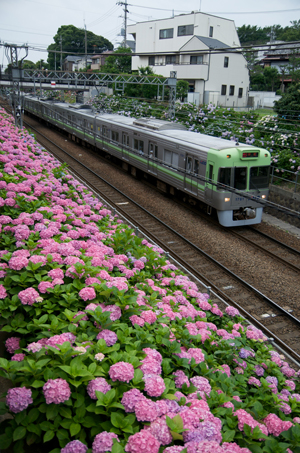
[60,36,62,70]
[84,22,87,70]
[4,43,28,128]
[118,0,129,47]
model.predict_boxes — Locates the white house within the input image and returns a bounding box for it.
[128,12,250,107]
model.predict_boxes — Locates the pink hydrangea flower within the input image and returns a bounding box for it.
[109,361,134,383]
[149,418,172,445]
[92,432,119,453]
[11,353,25,362]
[8,255,29,270]
[6,387,33,413]
[43,378,71,404]
[87,378,111,400]
[144,375,166,397]
[5,337,20,354]
[135,399,158,422]
[18,287,40,305]
[125,430,160,453]
[79,287,96,301]
[96,329,118,347]
[0,284,7,299]
[263,413,293,436]
[61,440,88,453]
[121,389,146,412]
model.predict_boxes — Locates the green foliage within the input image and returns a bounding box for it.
[274,82,300,120]
[47,25,113,70]
[100,47,132,74]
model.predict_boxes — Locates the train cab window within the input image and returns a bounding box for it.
[234,167,247,190]
[123,133,129,147]
[250,166,270,189]
[186,157,193,173]
[111,131,119,142]
[208,164,213,181]
[218,167,231,189]
[134,139,144,155]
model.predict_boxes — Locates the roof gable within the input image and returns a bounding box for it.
[180,36,229,52]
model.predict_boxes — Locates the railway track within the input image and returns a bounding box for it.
[17,113,300,365]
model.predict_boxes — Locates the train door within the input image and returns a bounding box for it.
[148,141,158,174]
[205,161,214,200]
[184,155,198,195]
[122,132,130,160]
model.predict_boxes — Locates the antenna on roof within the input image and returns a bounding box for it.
[199,0,202,11]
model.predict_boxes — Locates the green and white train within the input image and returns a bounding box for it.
[23,96,271,227]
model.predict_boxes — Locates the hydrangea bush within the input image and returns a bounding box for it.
[1,107,300,453]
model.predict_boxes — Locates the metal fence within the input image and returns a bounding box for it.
[270,165,300,193]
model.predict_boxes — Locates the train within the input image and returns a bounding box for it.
[23,95,271,227]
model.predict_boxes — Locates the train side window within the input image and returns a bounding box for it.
[123,133,129,146]
[134,139,144,154]
[218,167,231,189]
[90,123,93,130]
[149,143,158,158]
[186,156,193,173]
[164,150,172,165]
[172,153,179,169]
[102,126,109,138]
[234,167,247,190]
[112,131,119,142]
[194,159,199,175]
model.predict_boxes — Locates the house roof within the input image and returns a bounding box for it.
[194,36,230,50]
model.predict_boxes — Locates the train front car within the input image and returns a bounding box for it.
[206,146,271,227]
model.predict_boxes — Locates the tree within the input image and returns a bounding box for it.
[22,60,36,69]
[100,46,132,74]
[274,82,300,119]
[176,80,189,102]
[263,67,280,91]
[278,20,300,42]
[47,25,113,69]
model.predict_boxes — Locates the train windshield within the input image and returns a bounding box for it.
[218,167,231,188]
[250,166,270,189]
[234,167,247,190]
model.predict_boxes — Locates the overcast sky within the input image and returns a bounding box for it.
[1,0,299,68]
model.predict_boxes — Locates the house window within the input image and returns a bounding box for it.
[190,55,203,64]
[166,55,177,64]
[149,56,155,66]
[178,24,194,36]
[159,28,173,39]
[221,85,227,95]
[238,88,243,98]
[229,85,235,96]
[209,26,213,37]
[224,57,229,68]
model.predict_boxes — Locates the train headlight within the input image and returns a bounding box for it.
[224,198,230,202]
[261,195,266,199]
[226,155,231,158]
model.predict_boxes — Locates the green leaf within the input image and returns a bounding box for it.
[13,426,26,441]
[111,439,125,453]
[243,423,252,437]
[132,368,143,385]
[27,424,41,436]
[44,430,55,442]
[70,423,81,437]
[27,408,40,424]
[31,380,45,388]
[222,429,236,442]
[111,412,124,428]
[60,407,72,419]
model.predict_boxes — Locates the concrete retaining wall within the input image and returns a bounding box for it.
[266,185,300,228]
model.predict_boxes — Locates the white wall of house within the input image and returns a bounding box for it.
[128,11,249,107]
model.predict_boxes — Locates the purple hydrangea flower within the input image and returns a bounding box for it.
[6,387,33,413]
[61,440,88,453]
